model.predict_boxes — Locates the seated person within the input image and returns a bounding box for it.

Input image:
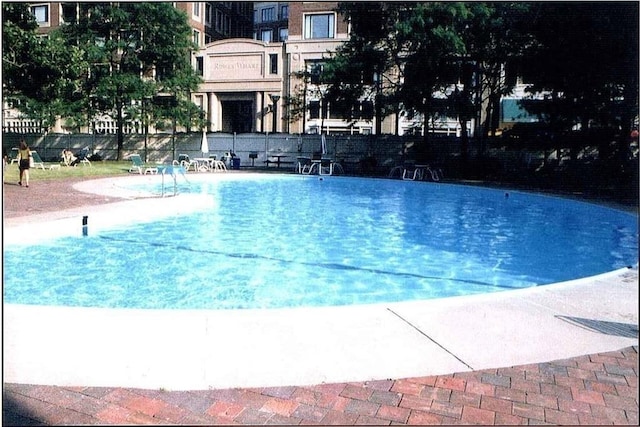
[62,149,80,166]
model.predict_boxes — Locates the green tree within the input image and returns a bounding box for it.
[457,2,533,148]
[324,2,401,134]
[327,2,479,164]
[2,2,40,98]
[326,2,531,164]
[59,2,202,159]
[521,2,638,163]
[2,3,84,131]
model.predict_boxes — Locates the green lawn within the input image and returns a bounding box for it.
[4,160,131,183]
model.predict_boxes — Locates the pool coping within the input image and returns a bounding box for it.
[3,174,639,391]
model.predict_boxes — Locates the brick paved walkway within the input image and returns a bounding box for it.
[3,346,637,425]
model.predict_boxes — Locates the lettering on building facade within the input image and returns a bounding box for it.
[209,55,263,80]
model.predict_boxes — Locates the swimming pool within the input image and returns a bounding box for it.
[4,175,638,310]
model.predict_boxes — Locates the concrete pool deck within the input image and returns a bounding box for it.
[2,173,639,425]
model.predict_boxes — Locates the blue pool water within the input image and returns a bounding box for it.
[4,175,638,310]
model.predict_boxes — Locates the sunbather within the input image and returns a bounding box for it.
[62,149,80,166]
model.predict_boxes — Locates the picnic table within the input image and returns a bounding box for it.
[265,154,293,168]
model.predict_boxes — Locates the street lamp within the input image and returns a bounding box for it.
[269,94,280,133]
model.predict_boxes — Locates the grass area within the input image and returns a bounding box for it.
[4,160,131,183]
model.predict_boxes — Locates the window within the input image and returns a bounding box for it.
[61,3,77,24]
[279,28,288,41]
[216,10,230,34]
[269,54,278,74]
[193,2,201,18]
[360,101,374,120]
[308,62,324,85]
[195,95,205,111]
[261,7,275,22]
[309,101,320,119]
[193,30,200,46]
[261,29,273,43]
[329,102,349,119]
[196,57,204,76]
[280,5,288,20]
[205,3,212,25]
[30,4,49,24]
[120,30,137,49]
[304,13,335,39]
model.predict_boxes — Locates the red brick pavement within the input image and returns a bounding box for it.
[3,346,637,425]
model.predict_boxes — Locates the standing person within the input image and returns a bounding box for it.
[2,149,7,184]
[17,139,32,187]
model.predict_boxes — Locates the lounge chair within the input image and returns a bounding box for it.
[177,154,199,172]
[392,161,442,181]
[76,147,92,166]
[29,151,46,170]
[300,152,322,174]
[9,148,19,164]
[402,162,421,181]
[296,156,312,173]
[300,152,343,175]
[128,154,157,174]
[207,155,227,172]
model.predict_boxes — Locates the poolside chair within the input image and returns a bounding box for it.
[177,154,199,172]
[9,147,19,164]
[128,154,157,175]
[75,147,92,167]
[31,151,62,170]
[319,158,335,176]
[398,161,443,182]
[210,156,227,172]
[402,162,422,181]
[296,156,311,173]
[29,151,46,170]
[301,152,322,175]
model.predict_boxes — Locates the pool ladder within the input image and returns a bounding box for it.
[159,164,189,197]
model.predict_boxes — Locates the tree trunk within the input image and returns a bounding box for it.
[459,118,469,171]
[116,100,124,161]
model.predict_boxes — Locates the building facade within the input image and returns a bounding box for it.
[195,38,284,133]
[4,2,535,137]
[204,1,254,43]
[195,1,366,135]
[253,1,289,43]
